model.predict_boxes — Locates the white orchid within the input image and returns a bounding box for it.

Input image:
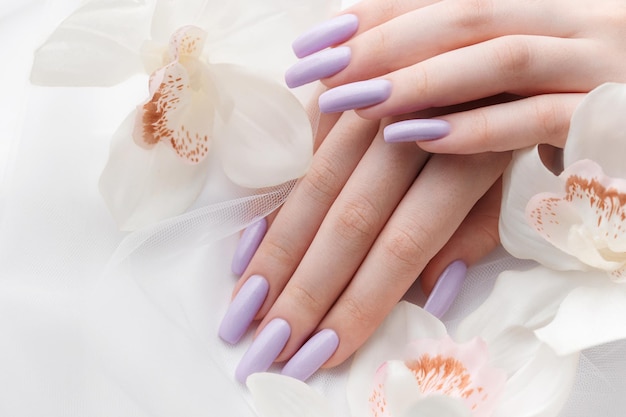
[488,82,626,354]
[31,0,337,230]
[248,301,578,417]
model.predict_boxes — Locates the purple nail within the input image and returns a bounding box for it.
[231,218,267,276]
[423,260,468,318]
[285,46,351,88]
[281,329,339,381]
[292,14,359,58]
[219,275,269,344]
[319,79,392,113]
[384,119,452,143]
[235,318,291,383]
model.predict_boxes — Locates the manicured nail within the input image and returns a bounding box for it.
[424,260,468,318]
[384,119,451,143]
[231,218,267,276]
[319,79,392,113]
[292,14,359,58]
[285,46,351,88]
[281,329,339,381]
[218,275,269,344]
[235,318,291,383]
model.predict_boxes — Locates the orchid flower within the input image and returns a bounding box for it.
[478,82,626,355]
[247,301,578,417]
[31,0,338,230]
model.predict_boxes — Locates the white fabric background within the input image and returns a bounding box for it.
[1,1,625,416]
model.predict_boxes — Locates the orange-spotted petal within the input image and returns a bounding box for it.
[527,159,626,281]
[133,26,215,165]
[369,336,505,417]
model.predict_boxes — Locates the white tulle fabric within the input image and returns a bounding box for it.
[1,1,625,416]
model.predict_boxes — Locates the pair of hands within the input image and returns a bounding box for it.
[224,0,626,381]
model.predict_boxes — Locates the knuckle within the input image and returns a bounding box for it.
[468,109,492,151]
[381,222,431,272]
[334,194,381,243]
[342,296,377,328]
[300,155,342,206]
[533,97,569,142]
[492,37,533,80]
[283,283,325,315]
[261,236,298,268]
[453,0,495,30]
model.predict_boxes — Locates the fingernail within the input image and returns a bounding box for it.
[292,14,359,58]
[281,329,339,381]
[218,275,269,344]
[423,260,467,318]
[231,218,267,276]
[235,318,291,383]
[319,79,392,113]
[384,119,452,143]
[285,46,351,88]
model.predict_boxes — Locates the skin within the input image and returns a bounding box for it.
[233,0,626,370]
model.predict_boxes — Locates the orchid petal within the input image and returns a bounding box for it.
[500,146,586,270]
[31,0,153,86]
[401,396,471,417]
[527,159,626,277]
[201,0,341,78]
[375,361,424,417]
[347,302,446,417]
[456,267,589,346]
[99,113,209,231]
[212,64,313,188]
[564,83,626,178]
[536,280,626,354]
[247,373,332,417]
[495,344,578,417]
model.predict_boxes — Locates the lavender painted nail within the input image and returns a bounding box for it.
[319,79,392,113]
[424,260,468,318]
[384,119,452,143]
[218,275,269,345]
[231,218,267,276]
[235,318,291,383]
[292,14,359,58]
[285,46,351,88]
[282,329,339,381]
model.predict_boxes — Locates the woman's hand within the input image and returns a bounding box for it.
[219,109,509,383]
[286,0,626,153]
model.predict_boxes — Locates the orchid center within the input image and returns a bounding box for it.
[527,159,626,281]
[369,337,505,417]
[133,25,214,164]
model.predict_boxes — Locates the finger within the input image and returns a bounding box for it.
[320,35,596,117]
[327,0,575,88]
[231,112,378,311]
[319,152,510,368]
[420,177,503,295]
[260,134,429,362]
[388,93,585,154]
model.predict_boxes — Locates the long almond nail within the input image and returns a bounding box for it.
[423,260,467,318]
[218,275,269,344]
[319,79,392,113]
[281,329,339,381]
[292,14,359,58]
[231,218,267,276]
[384,119,451,143]
[285,46,351,88]
[235,318,291,383]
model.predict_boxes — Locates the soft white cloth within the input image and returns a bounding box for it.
[1,1,625,416]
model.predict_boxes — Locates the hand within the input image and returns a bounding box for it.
[285,0,626,153]
[219,109,510,383]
